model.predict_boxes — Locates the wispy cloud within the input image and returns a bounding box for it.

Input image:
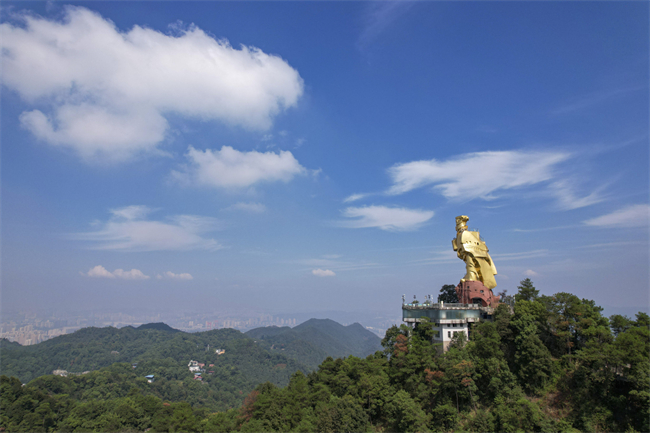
[296,257,379,272]
[387,150,569,198]
[549,179,605,210]
[109,205,154,221]
[157,271,193,280]
[410,250,458,265]
[312,269,336,277]
[73,206,222,251]
[491,250,549,261]
[523,269,539,277]
[337,205,434,231]
[223,202,267,213]
[386,150,603,210]
[357,2,415,50]
[512,225,577,233]
[83,265,150,280]
[583,204,650,228]
[574,241,645,249]
[343,193,372,203]
[551,86,646,115]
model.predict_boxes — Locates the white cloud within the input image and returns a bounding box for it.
[338,205,434,231]
[387,150,571,199]
[223,202,267,213]
[583,204,650,228]
[113,269,150,280]
[312,269,336,277]
[549,180,604,210]
[492,250,549,261]
[410,250,458,265]
[173,146,306,189]
[1,7,303,161]
[343,193,370,203]
[74,206,222,251]
[297,256,379,272]
[110,205,153,220]
[551,86,646,115]
[84,265,149,279]
[523,269,539,277]
[157,271,193,280]
[85,265,115,278]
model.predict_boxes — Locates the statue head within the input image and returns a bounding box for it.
[455,215,469,232]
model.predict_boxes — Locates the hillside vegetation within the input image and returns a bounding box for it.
[1,281,648,432]
[246,318,382,370]
[0,317,382,415]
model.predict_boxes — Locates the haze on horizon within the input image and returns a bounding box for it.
[1,2,648,322]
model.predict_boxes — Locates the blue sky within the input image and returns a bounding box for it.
[1,1,648,319]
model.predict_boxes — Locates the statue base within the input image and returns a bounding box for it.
[455,280,500,307]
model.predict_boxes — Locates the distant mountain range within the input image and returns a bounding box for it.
[246,318,382,370]
[1,318,382,384]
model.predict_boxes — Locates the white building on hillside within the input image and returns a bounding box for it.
[188,360,201,373]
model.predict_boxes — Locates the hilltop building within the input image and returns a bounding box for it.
[402,297,495,352]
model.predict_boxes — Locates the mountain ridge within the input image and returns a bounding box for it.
[245,318,382,370]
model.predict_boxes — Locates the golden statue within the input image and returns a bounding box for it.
[452,215,497,289]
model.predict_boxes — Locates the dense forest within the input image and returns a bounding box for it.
[1,280,649,432]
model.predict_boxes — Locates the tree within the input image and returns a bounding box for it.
[452,360,478,411]
[384,390,429,433]
[514,278,539,302]
[496,289,514,306]
[438,284,459,303]
[609,315,633,337]
[510,307,553,394]
[381,325,410,357]
[316,395,369,433]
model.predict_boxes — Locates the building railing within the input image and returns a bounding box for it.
[402,302,483,309]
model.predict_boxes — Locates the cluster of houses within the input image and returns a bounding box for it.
[188,359,217,381]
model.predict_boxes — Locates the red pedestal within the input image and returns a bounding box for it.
[455,280,500,307]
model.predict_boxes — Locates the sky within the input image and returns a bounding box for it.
[1,1,649,320]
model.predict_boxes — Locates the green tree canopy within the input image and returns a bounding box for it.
[438,284,459,303]
[514,278,539,302]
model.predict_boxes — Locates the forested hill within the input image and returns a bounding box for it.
[0,318,384,415]
[135,322,180,332]
[0,318,381,383]
[2,282,648,432]
[1,325,306,385]
[246,318,382,370]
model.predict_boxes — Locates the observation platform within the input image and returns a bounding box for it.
[402,299,495,351]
